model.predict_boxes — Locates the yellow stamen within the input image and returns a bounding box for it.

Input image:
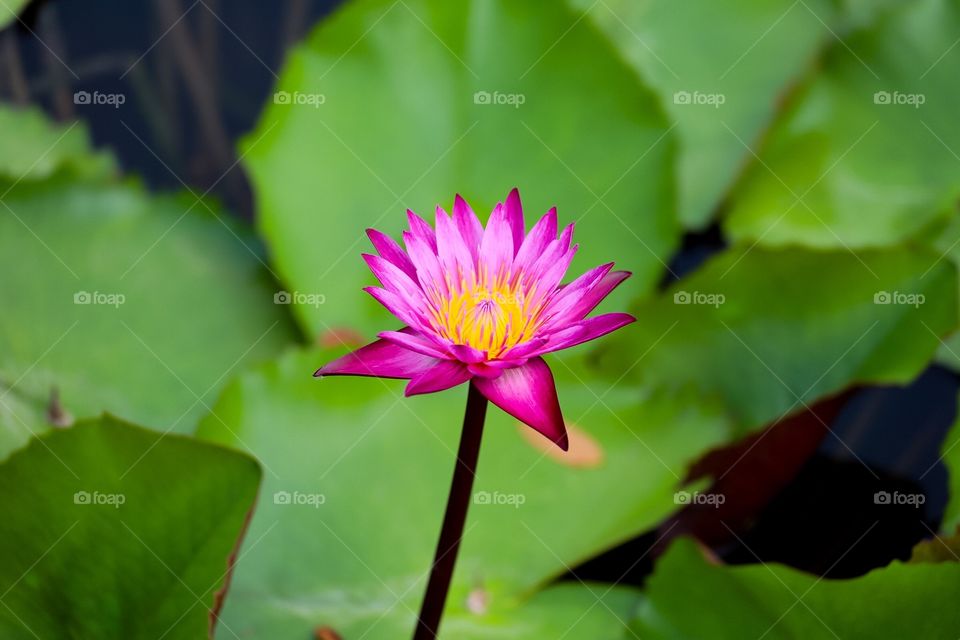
[428,267,543,358]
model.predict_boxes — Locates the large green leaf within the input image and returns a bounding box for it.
[243,0,677,337]
[632,538,960,638]
[569,0,835,229]
[724,0,960,248]
[0,177,296,458]
[0,415,261,640]
[0,107,115,183]
[196,347,732,638]
[597,246,957,431]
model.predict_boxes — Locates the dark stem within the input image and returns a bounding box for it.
[413,383,488,640]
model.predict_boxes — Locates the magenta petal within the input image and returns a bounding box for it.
[435,206,475,279]
[362,253,426,304]
[480,202,515,275]
[315,336,437,379]
[564,269,632,321]
[514,207,557,273]
[406,359,472,396]
[379,330,449,359]
[503,188,526,254]
[406,209,437,251]
[536,312,636,355]
[364,286,428,332]
[366,229,417,279]
[453,194,483,261]
[449,344,486,363]
[473,357,568,450]
[403,231,446,294]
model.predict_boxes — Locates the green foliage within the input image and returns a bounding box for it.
[242,0,677,336]
[196,347,728,638]
[598,246,957,430]
[0,108,296,458]
[725,0,960,248]
[0,415,261,640]
[632,539,960,638]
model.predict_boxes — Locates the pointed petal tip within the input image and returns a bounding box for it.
[313,368,325,378]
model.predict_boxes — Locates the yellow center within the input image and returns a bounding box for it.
[427,269,543,358]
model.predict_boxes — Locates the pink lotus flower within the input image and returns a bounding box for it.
[315,189,635,450]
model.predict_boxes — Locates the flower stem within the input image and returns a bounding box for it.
[413,382,488,640]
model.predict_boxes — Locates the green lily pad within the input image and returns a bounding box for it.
[597,246,957,431]
[243,0,677,337]
[568,0,836,229]
[632,538,960,638]
[724,0,960,248]
[0,415,261,640]
[196,346,733,638]
[0,106,115,183]
[0,177,296,458]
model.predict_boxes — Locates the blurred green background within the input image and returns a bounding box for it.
[2,0,960,638]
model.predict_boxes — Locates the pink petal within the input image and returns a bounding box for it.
[407,209,437,251]
[534,313,635,356]
[540,263,619,329]
[403,230,446,295]
[479,202,514,277]
[498,337,548,360]
[367,229,417,280]
[379,330,449,359]
[435,206,475,280]
[514,207,557,273]
[473,357,568,450]
[405,359,472,396]
[453,194,483,262]
[560,269,631,324]
[503,188,526,254]
[315,334,436,379]
[364,286,429,331]
[362,253,426,304]
[467,362,505,378]
[449,344,486,363]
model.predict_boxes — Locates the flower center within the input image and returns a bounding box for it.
[428,270,543,358]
